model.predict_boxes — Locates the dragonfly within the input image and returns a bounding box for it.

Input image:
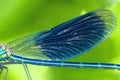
[0,9,117,80]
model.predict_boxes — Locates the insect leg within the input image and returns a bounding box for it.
[0,65,8,80]
[22,63,32,80]
[0,67,3,74]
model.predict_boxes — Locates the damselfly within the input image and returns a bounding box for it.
[0,9,116,80]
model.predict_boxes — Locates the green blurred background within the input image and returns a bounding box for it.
[0,0,120,80]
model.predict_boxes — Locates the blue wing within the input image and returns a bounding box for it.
[34,9,115,60]
[8,9,115,61]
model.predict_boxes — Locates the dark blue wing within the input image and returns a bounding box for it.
[35,9,115,60]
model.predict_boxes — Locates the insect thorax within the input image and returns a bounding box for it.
[0,44,11,61]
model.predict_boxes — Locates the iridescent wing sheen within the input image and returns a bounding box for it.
[7,9,115,61]
[7,31,51,60]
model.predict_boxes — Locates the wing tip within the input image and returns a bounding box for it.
[93,9,116,31]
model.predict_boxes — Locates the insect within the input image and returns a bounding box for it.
[0,9,116,80]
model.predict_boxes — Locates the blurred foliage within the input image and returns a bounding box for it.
[0,0,120,80]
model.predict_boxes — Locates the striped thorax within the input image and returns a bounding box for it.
[0,44,11,61]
